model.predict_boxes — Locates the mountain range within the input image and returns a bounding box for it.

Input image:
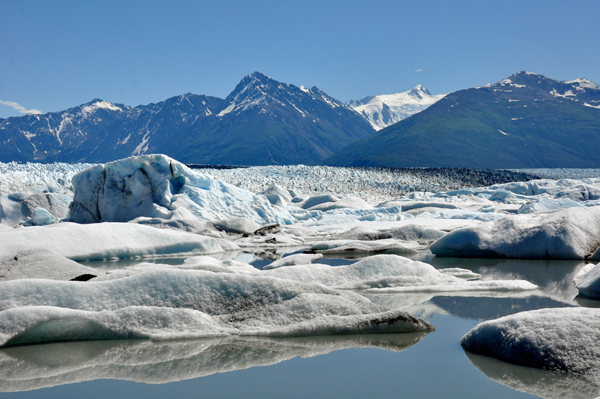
[325,71,600,168]
[2,71,599,168]
[0,72,374,165]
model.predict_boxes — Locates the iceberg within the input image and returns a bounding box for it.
[575,263,600,299]
[431,207,600,259]
[68,154,295,225]
[0,269,434,347]
[0,192,72,227]
[517,197,584,214]
[461,307,600,374]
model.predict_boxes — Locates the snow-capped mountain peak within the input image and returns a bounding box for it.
[348,86,445,130]
[218,72,345,117]
[80,99,124,117]
[407,85,432,99]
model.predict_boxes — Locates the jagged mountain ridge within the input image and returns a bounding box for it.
[0,72,374,165]
[347,85,446,130]
[325,71,600,168]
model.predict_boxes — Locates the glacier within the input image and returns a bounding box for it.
[347,85,446,131]
[2,154,600,394]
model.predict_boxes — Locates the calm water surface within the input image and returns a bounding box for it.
[0,254,597,398]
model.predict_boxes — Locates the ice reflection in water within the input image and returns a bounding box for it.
[465,351,600,399]
[0,333,427,392]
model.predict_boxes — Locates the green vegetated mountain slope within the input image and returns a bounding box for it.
[0,72,374,165]
[324,71,600,168]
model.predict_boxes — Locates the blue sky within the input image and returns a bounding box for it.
[1,0,599,118]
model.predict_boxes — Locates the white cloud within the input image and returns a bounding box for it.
[0,100,42,115]
[415,69,422,73]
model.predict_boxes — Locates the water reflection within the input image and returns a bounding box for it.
[574,295,600,308]
[430,257,586,303]
[365,292,572,320]
[465,351,600,399]
[0,333,428,393]
[364,257,583,320]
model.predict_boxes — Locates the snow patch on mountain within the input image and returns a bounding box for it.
[565,78,600,91]
[348,85,445,130]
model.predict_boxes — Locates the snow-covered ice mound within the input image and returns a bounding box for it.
[99,254,537,294]
[517,197,584,214]
[0,269,434,347]
[0,333,428,392]
[263,253,323,270]
[461,307,600,374]
[0,249,98,281]
[331,225,446,241]
[0,191,73,227]
[482,178,600,200]
[68,154,295,225]
[0,222,223,261]
[431,207,600,259]
[305,239,423,256]
[260,255,536,292]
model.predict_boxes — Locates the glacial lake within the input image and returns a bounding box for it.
[0,254,597,399]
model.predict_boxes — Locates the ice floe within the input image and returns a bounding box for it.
[95,254,537,295]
